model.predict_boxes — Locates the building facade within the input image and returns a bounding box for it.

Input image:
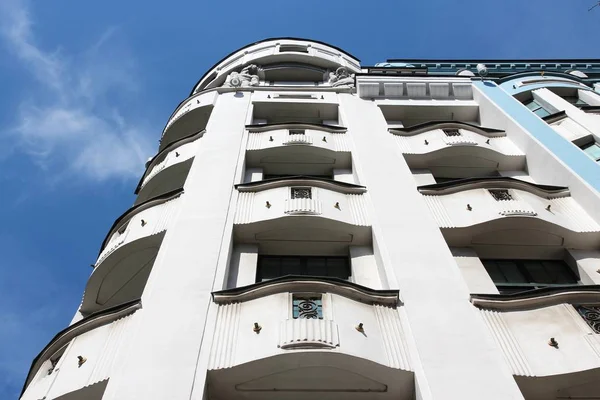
[19,39,600,400]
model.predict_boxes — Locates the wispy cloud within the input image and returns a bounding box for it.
[0,0,153,182]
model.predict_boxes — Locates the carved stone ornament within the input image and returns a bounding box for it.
[328,67,355,87]
[223,64,260,88]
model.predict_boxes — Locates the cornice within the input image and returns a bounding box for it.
[471,286,600,311]
[235,176,366,194]
[246,122,347,134]
[212,275,399,306]
[388,121,504,137]
[418,177,569,198]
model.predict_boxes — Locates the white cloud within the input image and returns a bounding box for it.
[0,0,154,182]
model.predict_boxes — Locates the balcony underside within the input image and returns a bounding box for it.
[516,367,600,400]
[160,105,212,151]
[81,233,163,314]
[442,217,600,254]
[206,352,414,400]
[234,217,372,255]
[404,147,526,177]
[135,159,193,205]
[246,146,351,175]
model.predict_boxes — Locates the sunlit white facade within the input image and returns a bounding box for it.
[20,39,600,400]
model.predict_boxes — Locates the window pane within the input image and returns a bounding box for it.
[525,100,540,111]
[542,261,578,284]
[293,297,323,319]
[306,257,327,276]
[583,143,600,161]
[533,107,551,118]
[523,261,552,284]
[281,257,302,276]
[497,261,528,283]
[326,258,350,279]
[483,260,507,283]
[259,257,280,281]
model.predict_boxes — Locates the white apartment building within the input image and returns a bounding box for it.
[19,38,600,400]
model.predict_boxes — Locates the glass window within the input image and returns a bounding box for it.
[292,296,323,319]
[257,256,350,282]
[524,99,551,118]
[482,259,578,293]
[489,189,513,201]
[563,96,588,106]
[291,188,312,199]
[582,142,600,162]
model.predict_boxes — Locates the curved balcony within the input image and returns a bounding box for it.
[234,177,370,252]
[82,190,183,314]
[191,38,361,93]
[161,90,216,151]
[207,276,413,400]
[246,122,350,174]
[135,131,200,205]
[419,177,600,248]
[20,300,140,400]
[472,288,600,399]
[390,121,525,176]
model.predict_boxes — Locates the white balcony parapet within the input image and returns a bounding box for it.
[278,319,339,349]
[283,134,313,145]
[284,198,322,215]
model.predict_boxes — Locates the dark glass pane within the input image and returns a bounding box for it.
[498,261,528,283]
[326,258,350,279]
[483,260,506,283]
[281,257,302,276]
[259,257,280,281]
[306,257,327,276]
[542,261,578,284]
[523,261,552,284]
[525,100,538,111]
[534,108,551,118]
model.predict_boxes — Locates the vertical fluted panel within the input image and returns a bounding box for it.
[234,192,255,224]
[422,195,453,228]
[373,305,412,371]
[247,133,262,150]
[278,319,339,349]
[87,313,136,385]
[208,303,241,369]
[283,134,313,145]
[330,133,349,152]
[443,131,478,146]
[284,199,322,215]
[549,197,600,232]
[495,196,537,217]
[347,194,369,226]
[394,136,412,154]
[152,197,182,235]
[479,309,532,376]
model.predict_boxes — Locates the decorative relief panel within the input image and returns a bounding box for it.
[278,318,339,349]
[373,305,412,370]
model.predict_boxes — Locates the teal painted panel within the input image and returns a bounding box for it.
[474,80,600,192]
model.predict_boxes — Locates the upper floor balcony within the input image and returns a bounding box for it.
[160,90,216,151]
[391,121,526,178]
[234,177,370,252]
[191,38,361,94]
[81,190,182,315]
[20,301,140,400]
[419,177,600,249]
[471,287,600,400]
[135,131,200,205]
[206,276,414,400]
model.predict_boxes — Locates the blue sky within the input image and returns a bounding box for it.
[0,0,598,397]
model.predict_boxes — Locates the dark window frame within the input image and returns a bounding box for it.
[482,259,579,294]
[488,189,514,201]
[443,128,461,137]
[256,255,351,282]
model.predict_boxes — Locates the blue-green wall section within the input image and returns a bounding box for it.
[474,80,600,192]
